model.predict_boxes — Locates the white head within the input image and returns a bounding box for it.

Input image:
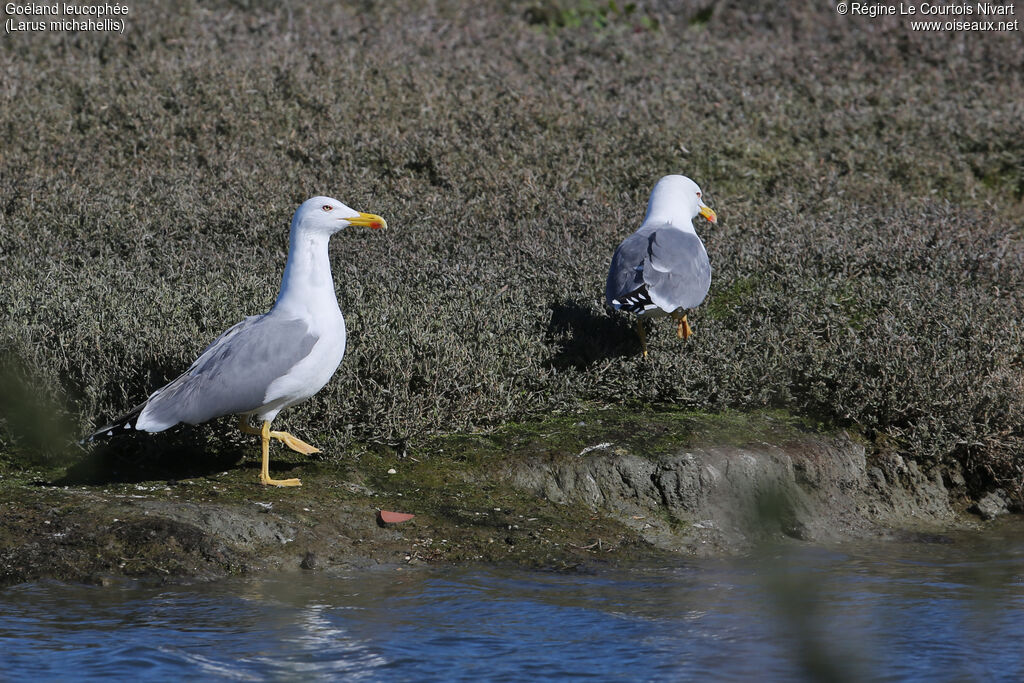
[291,195,388,236]
[641,175,717,231]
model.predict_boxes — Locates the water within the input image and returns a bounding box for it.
[2,521,1023,681]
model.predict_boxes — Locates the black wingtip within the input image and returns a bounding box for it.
[611,286,659,315]
[82,401,146,444]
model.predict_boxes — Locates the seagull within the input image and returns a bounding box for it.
[605,175,717,356]
[87,196,387,487]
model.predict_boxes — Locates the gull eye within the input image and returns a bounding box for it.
[322,204,333,212]
[696,192,702,198]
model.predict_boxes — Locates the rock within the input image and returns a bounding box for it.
[971,490,1009,521]
[300,551,318,570]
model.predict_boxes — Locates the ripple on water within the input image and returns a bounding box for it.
[2,521,1024,681]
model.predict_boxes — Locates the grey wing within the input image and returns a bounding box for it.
[643,226,711,311]
[136,314,318,430]
[606,225,710,314]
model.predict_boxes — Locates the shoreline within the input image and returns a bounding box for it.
[1,409,1011,587]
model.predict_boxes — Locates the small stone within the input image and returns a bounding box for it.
[971,490,1009,521]
[387,468,397,475]
[379,510,415,524]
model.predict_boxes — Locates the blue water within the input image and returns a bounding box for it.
[2,522,1023,681]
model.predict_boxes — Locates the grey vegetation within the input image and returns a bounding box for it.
[1,1,1022,502]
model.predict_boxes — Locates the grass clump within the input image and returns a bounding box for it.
[0,1,1021,497]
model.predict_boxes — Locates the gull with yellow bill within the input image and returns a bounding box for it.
[605,175,718,356]
[87,196,387,487]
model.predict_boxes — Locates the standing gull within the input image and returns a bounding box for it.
[606,175,717,356]
[88,196,387,487]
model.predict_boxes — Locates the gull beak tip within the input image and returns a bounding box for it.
[699,206,718,224]
[350,211,388,230]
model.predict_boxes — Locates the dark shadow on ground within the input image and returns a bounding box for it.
[546,300,642,370]
[52,423,246,486]
[39,349,260,485]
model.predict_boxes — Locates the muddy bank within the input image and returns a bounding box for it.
[512,432,978,556]
[0,410,1012,587]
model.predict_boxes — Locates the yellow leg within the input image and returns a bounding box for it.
[636,319,648,359]
[257,420,302,487]
[239,417,319,455]
[269,430,320,455]
[674,313,693,340]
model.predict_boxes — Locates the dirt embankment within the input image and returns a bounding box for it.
[1,411,1012,587]
[513,433,977,556]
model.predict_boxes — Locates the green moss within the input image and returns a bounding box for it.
[705,276,761,321]
[416,405,824,467]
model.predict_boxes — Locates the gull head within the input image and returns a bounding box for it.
[642,175,717,228]
[292,196,388,236]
